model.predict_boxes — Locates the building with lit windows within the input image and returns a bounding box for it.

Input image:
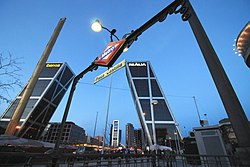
[134,128,144,149]
[0,62,75,139]
[126,61,182,147]
[126,123,145,149]
[126,123,135,148]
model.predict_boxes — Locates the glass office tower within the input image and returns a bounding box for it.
[126,61,182,146]
[0,62,75,139]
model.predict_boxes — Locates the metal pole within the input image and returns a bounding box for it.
[52,63,97,167]
[93,112,98,137]
[151,102,157,145]
[192,96,203,126]
[174,132,178,154]
[185,0,250,148]
[102,75,113,154]
[5,18,66,136]
[176,130,181,154]
[54,63,97,151]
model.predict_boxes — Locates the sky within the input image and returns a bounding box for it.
[0,0,249,143]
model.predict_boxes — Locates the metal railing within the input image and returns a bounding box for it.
[0,152,246,167]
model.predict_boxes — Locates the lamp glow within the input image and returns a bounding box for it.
[123,47,129,52]
[151,100,158,105]
[16,126,21,129]
[91,20,102,32]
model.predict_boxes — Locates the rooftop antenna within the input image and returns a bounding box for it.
[192,96,203,127]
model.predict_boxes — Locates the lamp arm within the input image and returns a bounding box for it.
[102,26,120,41]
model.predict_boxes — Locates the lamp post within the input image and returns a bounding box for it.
[91,20,120,154]
[176,129,181,154]
[101,75,112,154]
[174,132,178,154]
[169,136,172,148]
[151,99,158,145]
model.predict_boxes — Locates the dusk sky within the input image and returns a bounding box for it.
[0,0,249,143]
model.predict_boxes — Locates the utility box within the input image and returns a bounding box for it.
[194,125,230,167]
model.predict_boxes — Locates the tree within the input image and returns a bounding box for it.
[0,51,23,104]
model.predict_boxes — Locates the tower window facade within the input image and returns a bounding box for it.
[126,61,182,146]
[0,62,75,139]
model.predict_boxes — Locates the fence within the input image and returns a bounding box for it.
[0,152,246,167]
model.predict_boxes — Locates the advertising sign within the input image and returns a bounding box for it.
[46,63,62,68]
[128,62,147,67]
[94,60,126,84]
[94,40,126,67]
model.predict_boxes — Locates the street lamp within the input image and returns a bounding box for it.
[91,21,122,154]
[91,20,102,32]
[91,20,131,52]
[151,99,158,106]
[91,20,119,42]
[151,99,158,145]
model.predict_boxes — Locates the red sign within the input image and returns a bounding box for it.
[94,40,126,67]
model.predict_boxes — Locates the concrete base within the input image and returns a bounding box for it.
[235,147,250,166]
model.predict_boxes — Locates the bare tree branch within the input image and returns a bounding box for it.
[0,51,23,104]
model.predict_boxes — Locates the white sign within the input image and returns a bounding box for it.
[128,62,146,67]
[94,60,126,84]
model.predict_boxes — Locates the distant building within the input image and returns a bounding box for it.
[126,123,134,148]
[96,136,104,146]
[109,124,113,147]
[85,136,100,145]
[134,129,144,149]
[126,123,144,149]
[110,120,121,147]
[236,21,250,67]
[0,62,75,139]
[126,61,182,146]
[41,122,85,145]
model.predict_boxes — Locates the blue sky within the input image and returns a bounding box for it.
[0,0,249,143]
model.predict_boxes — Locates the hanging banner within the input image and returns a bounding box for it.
[94,60,126,84]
